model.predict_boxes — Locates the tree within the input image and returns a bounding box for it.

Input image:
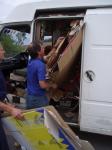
[0,34,25,57]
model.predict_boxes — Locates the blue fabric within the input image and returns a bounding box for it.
[0,119,9,150]
[27,58,46,96]
[0,72,9,150]
[0,71,7,100]
[26,94,49,109]
[36,108,44,118]
[58,128,75,150]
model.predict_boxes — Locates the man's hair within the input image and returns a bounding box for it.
[27,43,41,59]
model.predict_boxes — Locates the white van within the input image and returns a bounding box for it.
[1,0,112,136]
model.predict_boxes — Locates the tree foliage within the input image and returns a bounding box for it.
[0,34,25,57]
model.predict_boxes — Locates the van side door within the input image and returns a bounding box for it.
[80,9,112,135]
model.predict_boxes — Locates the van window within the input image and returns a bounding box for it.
[0,25,30,57]
[37,20,70,47]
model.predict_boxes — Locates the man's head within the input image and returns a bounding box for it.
[0,43,5,61]
[44,45,52,56]
[27,43,44,59]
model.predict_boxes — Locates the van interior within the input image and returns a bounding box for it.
[34,11,85,124]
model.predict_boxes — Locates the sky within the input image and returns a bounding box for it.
[0,0,50,20]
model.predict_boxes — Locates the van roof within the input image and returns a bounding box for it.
[2,0,112,24]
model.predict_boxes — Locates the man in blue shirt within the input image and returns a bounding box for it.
[26,43,57,109]
[0,44,24,150]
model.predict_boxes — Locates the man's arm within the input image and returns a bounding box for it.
[39,80,57,89]
[0,102,24,120]
[38,61,57,90]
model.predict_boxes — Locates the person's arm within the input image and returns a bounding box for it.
[37,61,57,90]
[39,80,57,89]
[0,102,24,120]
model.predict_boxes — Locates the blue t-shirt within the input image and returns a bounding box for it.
[0,71,7,100]
[27,58,46,96]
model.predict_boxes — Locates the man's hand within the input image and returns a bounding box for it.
[52,83,57,89]
[0,101,25,120]
[49,83,57,89]
[11,107,24,120]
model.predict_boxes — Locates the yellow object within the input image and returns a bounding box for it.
[7,110,68,150]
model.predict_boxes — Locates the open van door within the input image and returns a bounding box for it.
[80,9,112,135]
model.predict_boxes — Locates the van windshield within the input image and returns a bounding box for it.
[0,25,30,57]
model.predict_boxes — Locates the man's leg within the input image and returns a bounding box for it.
[0,119,9,150]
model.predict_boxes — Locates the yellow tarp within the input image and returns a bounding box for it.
[7,111,68,150]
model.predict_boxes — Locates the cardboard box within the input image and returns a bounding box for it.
[58,29,83,72]
[53,28,83,85]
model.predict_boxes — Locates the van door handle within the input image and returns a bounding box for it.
[85,70,95,82]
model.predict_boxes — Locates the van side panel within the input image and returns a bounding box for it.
[80,9,112,135]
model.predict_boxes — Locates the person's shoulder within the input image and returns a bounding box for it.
[35,59,45,67]
[37,59,45,63]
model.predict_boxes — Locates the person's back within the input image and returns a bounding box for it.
[26,43,49,109]
[27,58,46,96]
